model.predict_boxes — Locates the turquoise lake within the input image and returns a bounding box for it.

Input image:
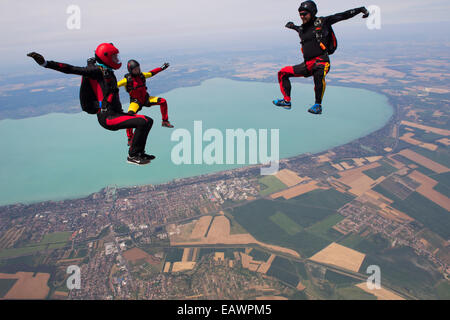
[0,78,393,206]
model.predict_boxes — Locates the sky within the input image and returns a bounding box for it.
[0,0,449,71]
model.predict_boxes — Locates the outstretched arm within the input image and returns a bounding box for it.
[285,21,300,32]
[324,7,369,25]
[27,52,101,78]
[144,62,170,79]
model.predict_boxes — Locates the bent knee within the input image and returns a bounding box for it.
[133,115,153,127]
[279,66,294,76]
[144,116,154,127]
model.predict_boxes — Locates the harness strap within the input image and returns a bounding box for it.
[125,73,147,93]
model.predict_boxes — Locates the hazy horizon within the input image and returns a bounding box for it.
[1,0,450,73]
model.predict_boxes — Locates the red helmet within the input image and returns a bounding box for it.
[95,43,122,69]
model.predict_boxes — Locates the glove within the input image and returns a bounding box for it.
[360,7,369,18]
[285,22,295,29]
[87,57,96,65]
[27,52,46,66]
[161,62,170,70]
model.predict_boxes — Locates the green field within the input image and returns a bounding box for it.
[230,190,354,257]
[266,258,300,287]
[306,214,345,241]
[266,256,309,287]
[269,212,303,236]
[391,193,450,239]
[336,286,377,300]
[259,176,287,197]
[0,246,46,259]
[248,249,270,262]
[270,256,295,270]
[432,172,450,197]
[325,270,360,288]
[435,281,450,300]
[410,145,450,168]
[355,234,390,256]
[294,231,332,257]
[0,254,36,266]
[409,130,444,144]
[0,232,72,259]
[295,261,308,279]
[362,160,398,180]
[373,182,450,239]
[339,233,365,249]
[164,248,184,262]
[266,266,299,287]
[224,212,248,235]
[230,200,331,257]
[391,154,435,176]
[0,279,17,298]
[40,232,72,244]
[360,246,443,299]
[287,189,355,210]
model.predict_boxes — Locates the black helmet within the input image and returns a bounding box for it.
[298,1,317,16]
[127,59,140,73]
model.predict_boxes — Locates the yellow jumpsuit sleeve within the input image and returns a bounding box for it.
[128,102,141,113]
[142,72,154,79]
[117,77,127,87]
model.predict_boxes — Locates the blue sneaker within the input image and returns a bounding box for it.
[308,103,322,114]
[273,99,291,109]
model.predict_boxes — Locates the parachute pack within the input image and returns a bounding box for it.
[79,58,101,114]
[313,17,338,55]
[79,80,101,115]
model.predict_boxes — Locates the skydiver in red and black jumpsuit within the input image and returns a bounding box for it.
[27,43,154,165]
[273,1,369,114]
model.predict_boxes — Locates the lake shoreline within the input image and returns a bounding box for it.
[0,78,394,206]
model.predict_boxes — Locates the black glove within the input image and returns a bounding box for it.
[285,22,295,29]
[360,7,369,18]
[27,52,46,66]
[161,62,170,70]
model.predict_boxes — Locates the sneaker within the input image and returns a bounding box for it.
[272,99,291,109]
[162,120,174,128]
[127,154,151,165]
[308,103,322,114]
[141,153,156,161]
